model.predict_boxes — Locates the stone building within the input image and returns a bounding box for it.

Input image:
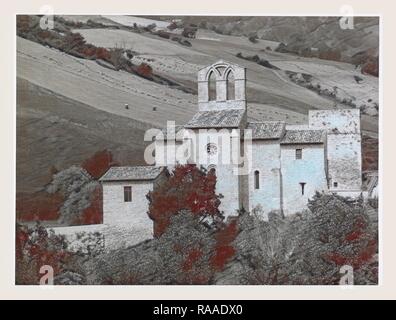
[52,60,363,249]
[153,60,362,219]
[99,166,167,226]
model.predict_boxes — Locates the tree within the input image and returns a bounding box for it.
[240,192,378,285]
[147,164,223,237]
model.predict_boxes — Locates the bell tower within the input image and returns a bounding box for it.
[197,60,246,112]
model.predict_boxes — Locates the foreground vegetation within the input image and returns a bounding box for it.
[16,166,378,285]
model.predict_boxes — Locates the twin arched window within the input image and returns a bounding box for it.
[208,69,235,101]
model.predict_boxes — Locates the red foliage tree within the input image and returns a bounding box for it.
[75,185,103,225]
[147,164,223,237]
[306,192,378,283]
[16,191,64,222]
[81,149,117,179]
[210,219,238,270]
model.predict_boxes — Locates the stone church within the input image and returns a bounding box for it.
[52,60,363,250]
[100,60,363,228]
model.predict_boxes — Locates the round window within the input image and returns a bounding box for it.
[206,143,218,155]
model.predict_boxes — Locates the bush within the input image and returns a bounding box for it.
[167,22,177,30]
[178,39,192,47]
[235,53,280,70]
[248,35,258,43]
[16,223,72,284]
[361,58,379,77]
[182,26,197,38]
[156,31,171,39]
[135,63,153,79]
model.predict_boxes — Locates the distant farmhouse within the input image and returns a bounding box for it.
[52,61,363,250]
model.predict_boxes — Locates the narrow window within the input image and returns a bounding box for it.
[124,186,132,202]
[208,71,216,101]
[296,148,302,160]
[299,182,306,195]
[333,182,338,188]
[254,170,260,189]
[226,70,235,100]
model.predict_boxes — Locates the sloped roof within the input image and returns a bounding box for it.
[247,121,285,140]
[281,129,325,144]
[100,166,165,182]
[185,109,246,128]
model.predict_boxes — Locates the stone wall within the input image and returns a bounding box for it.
[308,109,362,192]
[326,133,362,191]
[49,223,153,253]
[308,109,360,133]
[102,224,153,251]
[195,129,242,217]
[49,224,105,254]
[248,141,282,219]
[102,180,154,233]
[280,144,327,215]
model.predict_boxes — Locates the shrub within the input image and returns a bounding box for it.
[182,26,197,38]
[135,63,153,79]
[156,31,171,39]
[16,223,72,284]
[237,192,377,285]
[248,35,258,43]
[361,58,379,77]
[178,39,192,47]
[95,47,111,60]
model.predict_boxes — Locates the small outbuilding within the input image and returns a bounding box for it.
[99,166,166,231]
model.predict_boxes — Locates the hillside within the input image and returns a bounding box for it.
[168,16,379,64]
